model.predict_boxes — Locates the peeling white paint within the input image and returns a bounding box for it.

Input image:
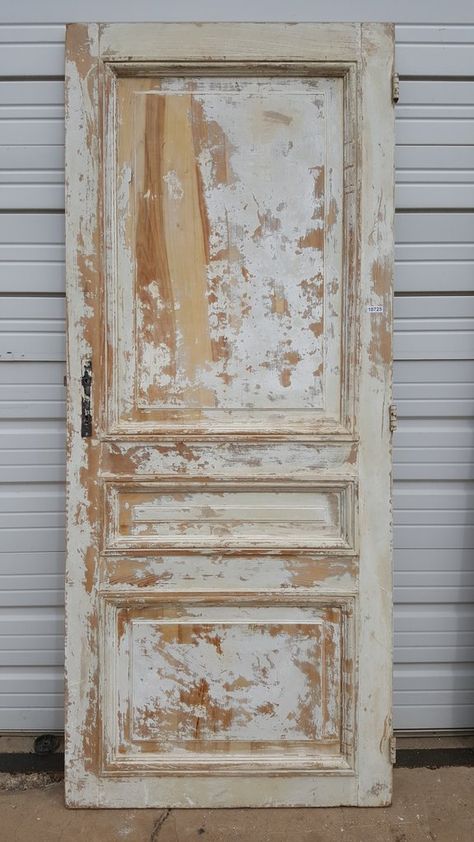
[65,22,393,809]
[163,169,184,200]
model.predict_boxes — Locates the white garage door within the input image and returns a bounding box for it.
[0,11,473,732]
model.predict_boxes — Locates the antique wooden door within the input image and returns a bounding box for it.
[65,23,394,808]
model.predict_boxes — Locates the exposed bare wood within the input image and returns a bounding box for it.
[99,23,361,63]
[65,22,394,808]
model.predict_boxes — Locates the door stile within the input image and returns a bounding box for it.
[356,23,394,805]
[65,23,104,798]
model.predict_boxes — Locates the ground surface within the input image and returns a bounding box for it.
[0,767,472,841]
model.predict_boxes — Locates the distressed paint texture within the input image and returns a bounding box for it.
[135,86,327,408]
[101,554,358,593]
[106,482,354,549]
[65,22,394,809]
[112,75,345,434]
[104,598,352,772]
[129,618,339,745]
[101,440,359,477]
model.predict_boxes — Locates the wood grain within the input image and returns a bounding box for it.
[65,22,393,808]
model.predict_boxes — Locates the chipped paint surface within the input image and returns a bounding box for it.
[101,553,358,593]
[127,615,339,745]
[102,440,359,477]
[104,597,352,772]
[135,85,327,408]
[106,482,354,549]
[111,75,344,434]
[65,23,393,809]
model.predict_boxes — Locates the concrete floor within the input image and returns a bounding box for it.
[0,767,473,842]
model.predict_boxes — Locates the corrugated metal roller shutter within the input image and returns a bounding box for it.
[394,28,474,727]
[0,18,473,731]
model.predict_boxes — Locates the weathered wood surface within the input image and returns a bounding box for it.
[65,22,394,808]
[110,74,347,435]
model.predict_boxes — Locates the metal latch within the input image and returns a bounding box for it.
[392,72,400,104]
[81,360,92,438]
[389,404,398,434]
[389,736,397,765]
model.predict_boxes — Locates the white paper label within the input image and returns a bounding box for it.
[367,305,384,314]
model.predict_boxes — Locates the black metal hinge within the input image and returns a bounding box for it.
[392,72,400,104]
[81,360,92,438]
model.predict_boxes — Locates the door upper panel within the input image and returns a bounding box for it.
[106,75,354,436]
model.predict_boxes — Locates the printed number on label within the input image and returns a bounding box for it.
[367,305,384,314]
